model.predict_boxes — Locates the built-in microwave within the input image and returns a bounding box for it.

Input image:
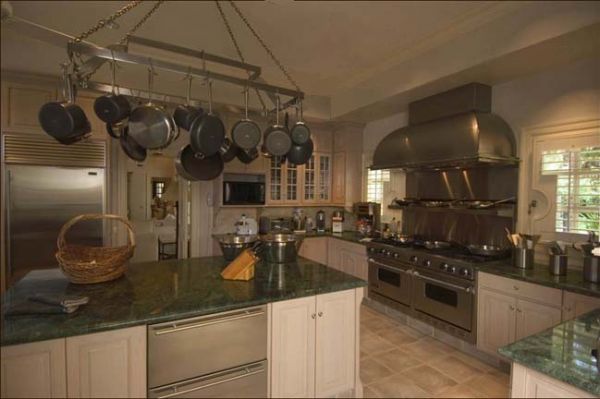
[223,173,266,206]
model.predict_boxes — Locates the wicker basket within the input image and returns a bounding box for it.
[56,214,136,284]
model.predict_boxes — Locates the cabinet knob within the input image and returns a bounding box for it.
[318,311,323,317]
[311,313,316,319]
[513,285,519,290]
[509,305,515,311]
[516,308,522,313]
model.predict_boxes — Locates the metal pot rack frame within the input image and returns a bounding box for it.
[3,16,303,112]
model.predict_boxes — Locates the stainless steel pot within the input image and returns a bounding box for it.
[583,256,600,283]
[259,233,302,264]
[218,234,258,261]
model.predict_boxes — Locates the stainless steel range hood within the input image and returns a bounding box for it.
[371,83,518,170]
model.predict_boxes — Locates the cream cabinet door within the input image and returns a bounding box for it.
[1,339,66,398]
[477,287,517,356]
[515,299,562,341]
[271,296,316,398]
[298,237,329,265]
[66,326,146,398]
[562,291,600,321]
[339,248,368,280]
[315,290,356,397]
[332,152,346,205]
[1,82,57,133]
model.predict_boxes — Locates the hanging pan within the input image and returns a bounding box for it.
[237,147,259,164]
[94,57,131,125]
[189,80,225,157]
[290,101,311,145]
[173,74,203,131]
[39,64,91,144]
[219,138,239,163]
[231,87,261,150]
[263,96,292,157]
[128,67,176,150]
[287,137,313,165]
[119,125,147,162]
[176,145,224,181]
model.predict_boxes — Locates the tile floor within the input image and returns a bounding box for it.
[361,305,510,398]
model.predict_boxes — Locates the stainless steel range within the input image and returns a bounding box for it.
[367,238,507,344]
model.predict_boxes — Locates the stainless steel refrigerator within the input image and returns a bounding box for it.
[5,165,105,277]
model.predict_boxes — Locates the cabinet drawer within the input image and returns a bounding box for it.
[478,272,562,308]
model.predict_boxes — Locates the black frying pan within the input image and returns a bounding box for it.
[286,137,313,165]
[263,96,291,157]
[39,68,91,144]
[176,145,224,181]
[173,76,203,131]
[231,88,261,150]
[189,81,225,156]
[237,147,259,164]
[119,126,146,162]
[106,123,123,139]
[290,101,311,145]
[219,138,239,163]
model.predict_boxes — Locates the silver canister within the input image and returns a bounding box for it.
[548,254,568,276]
[513,248,534,269]
[583,256,600,283]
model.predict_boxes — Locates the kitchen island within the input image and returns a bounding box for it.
[499,308,600,398]
[1,256,366,398]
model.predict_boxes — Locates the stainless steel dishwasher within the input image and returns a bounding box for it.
[148,305,267,398]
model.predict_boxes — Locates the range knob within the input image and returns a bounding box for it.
[459,268,470,277]
[379,249,386,254]
[422,259,431,267]
[409,255,418,264]
[385,250,392,257]
[393,252,400,259]
[449,265,457,274]
[440,263,449,271]
[368,247,376,253]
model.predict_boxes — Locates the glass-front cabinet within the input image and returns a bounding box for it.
[267,153,333,205]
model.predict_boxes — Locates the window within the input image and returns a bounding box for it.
[541,146,599,234]
[366,169,390,203]
[152,180,165,199]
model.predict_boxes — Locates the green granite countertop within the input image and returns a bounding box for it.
[477,262,600,298]
[499,308,600,395]
[1,256,365,347]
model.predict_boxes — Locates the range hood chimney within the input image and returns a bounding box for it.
[371,83,518,170]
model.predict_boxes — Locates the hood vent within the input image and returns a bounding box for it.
[371,83,518,170]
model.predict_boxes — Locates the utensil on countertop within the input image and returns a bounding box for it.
[548,253,568,276]
[505,227,514,246]
[189,79,225,157]
[231,87,261,150]
[39,63,91,144]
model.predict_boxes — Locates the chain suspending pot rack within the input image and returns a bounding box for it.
[30,0,312,181]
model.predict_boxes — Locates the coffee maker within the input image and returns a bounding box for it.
[353,202,381,236]
[315,210,326,232]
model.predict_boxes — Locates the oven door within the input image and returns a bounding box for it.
[368,257,412,307]
[412,270,473,331]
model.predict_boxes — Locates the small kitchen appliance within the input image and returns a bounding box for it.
[315,210,326,232]
[353,202,380,236]
[332,210,344,233]
[235,214,258,236]
[292,209,306,233]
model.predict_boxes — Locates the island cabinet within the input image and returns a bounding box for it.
[562,291,600,321]
[1,338,66,398]
[1,326,146,398]
[327,239,368,281]
[477,272,562,357]
[510,363,595,398]
[270,288,362,398]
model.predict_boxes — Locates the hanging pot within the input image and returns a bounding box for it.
[219,138,239,163]
[94,60,131,125]
[128,68,176,150]
[39,65,91,144]
[173,75,203,131]
[287,137,313,165]
[290,101,311,145]
[237,147,259,164]
[106,122,125,139]
[189,80,225,157]
[176,145,224,181]
[263,96,291,157]
[231,87,261,150]
[119,125,147,162]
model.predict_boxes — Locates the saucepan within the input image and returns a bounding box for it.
[189,80,225,157]
[94,59,131,125]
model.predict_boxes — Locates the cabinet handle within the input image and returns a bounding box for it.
[516,308,522,313]
[318,311,323,317]
[509,305,515,311]
[311,313,316,319]
[513,285,519,290]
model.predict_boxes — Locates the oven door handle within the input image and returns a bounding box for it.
[368,258,412,274]
[413,271,474,294]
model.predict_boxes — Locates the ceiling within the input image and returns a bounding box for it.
[2,1,599,121]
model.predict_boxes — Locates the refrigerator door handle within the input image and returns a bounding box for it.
[5,170,12,278]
